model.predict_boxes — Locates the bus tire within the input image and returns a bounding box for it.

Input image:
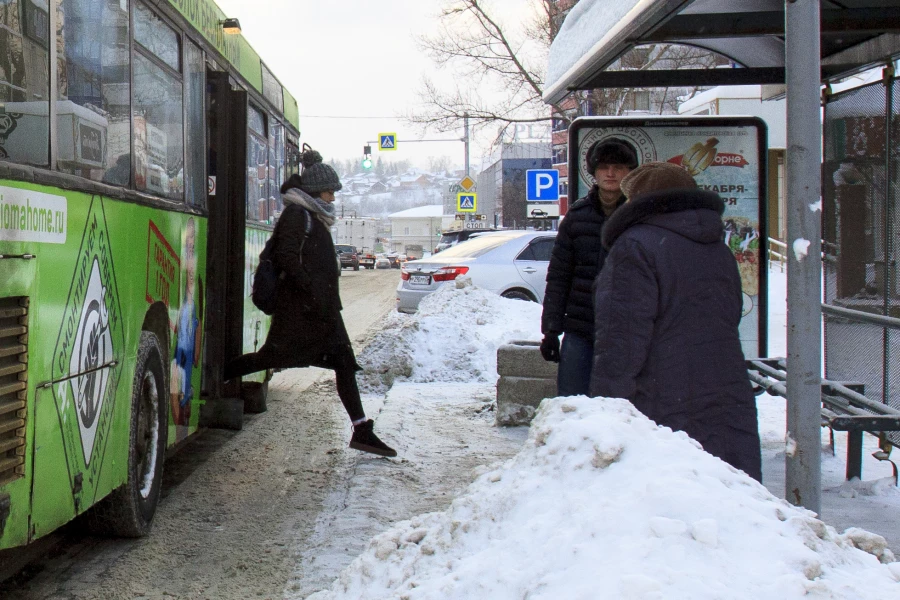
[85,331,168,537]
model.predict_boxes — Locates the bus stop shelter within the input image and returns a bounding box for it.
[545,0,900,515]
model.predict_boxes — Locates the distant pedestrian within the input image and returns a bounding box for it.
[540,139,638,396]
[589,162,761,481]
[226,146,397,458]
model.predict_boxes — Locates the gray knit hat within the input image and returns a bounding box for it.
[299,145,342,194]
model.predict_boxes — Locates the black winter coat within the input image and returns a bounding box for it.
[542,186,624,339]
[254,202,358,372]
[589,188,761,482]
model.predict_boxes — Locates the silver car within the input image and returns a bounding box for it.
[396,230,557,313]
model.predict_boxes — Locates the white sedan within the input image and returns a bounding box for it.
[396,230,557,313]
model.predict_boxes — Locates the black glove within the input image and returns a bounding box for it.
[540,334,560,363]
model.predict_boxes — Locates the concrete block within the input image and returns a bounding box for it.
[497,339,558,379]
[496,376,557,426]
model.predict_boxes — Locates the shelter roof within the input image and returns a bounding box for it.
[545,0,900,104]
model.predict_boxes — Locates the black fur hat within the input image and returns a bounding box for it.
[586,139,639,173]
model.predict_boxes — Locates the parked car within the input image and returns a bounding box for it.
[433,227,502,253]
[335,244,359,271]
[396,230,557,313]
[358,251,376,269]
[375,257,392,269]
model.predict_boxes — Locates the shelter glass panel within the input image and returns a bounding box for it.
[822,80,900,447]
[0,0,50,166]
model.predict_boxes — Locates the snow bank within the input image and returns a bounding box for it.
[308,397,899,600]
[357,277,542,392]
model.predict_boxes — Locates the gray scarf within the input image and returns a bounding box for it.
[282,188,337,227]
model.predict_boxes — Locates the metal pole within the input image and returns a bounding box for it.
[785,0,822,514]
[464,112,470,176]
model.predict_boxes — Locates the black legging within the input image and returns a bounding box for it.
[225,353,365,423]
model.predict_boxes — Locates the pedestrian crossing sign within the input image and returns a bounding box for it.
[378,133,397,151]
[457,193,477,212]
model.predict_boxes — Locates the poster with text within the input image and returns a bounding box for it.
[569,117,768,358]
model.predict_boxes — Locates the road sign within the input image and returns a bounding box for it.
[457,193,477,212]
[378,133,397,151]
[459,175,476,191]
[527,203,560,218]
[464,221,490,230]
[526,169,560,201]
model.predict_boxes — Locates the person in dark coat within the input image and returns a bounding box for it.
[540,139,637,396]
[589,162,761,481]
[226,147,396,457]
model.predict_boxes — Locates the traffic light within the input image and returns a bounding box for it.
[362,145,373,170]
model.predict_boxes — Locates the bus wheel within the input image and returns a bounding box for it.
[85,331,168,537]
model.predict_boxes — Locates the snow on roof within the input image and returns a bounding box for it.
[545,0,647,102]
[388,205,445,219]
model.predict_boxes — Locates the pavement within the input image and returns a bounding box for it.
[761,425,900,552]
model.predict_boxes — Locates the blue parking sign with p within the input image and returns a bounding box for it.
[526,169,560,201]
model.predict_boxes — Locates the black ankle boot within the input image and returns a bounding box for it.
[350,420,397,457]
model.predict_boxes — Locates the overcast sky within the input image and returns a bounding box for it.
[213,0,538,172]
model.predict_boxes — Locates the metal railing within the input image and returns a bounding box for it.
[768,237,787,272]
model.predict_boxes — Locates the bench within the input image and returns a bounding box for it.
[746,358,900,483]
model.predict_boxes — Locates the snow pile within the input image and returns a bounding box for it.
[308,396,900,600]
[358,277,542,392]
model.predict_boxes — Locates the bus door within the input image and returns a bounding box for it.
[201,70,247,430]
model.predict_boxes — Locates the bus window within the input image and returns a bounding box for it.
[0,0,50,166]
[286,138,300,177]
[132,2,183,200]
[57,0,131,184]
[184,39,205,208]
[268,122,284,221]
[261,62,283,113]
[247,103,267,223]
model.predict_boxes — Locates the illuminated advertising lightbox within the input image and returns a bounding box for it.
[569,116,768,358]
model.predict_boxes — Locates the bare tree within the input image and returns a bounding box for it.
[410,1,727,146]
[408,0,566,143]
[579,45,728,117]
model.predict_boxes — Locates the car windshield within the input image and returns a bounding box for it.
[427,233,524,259]
[335,245,355,254]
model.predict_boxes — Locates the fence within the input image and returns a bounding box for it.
[768,237,787,272]
[822,71,900,445]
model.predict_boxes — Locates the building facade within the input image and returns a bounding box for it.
[477,143,552,228]
[388,205,454,256]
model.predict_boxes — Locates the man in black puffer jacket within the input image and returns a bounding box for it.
[589,162,761,482]
[541,139,638,396]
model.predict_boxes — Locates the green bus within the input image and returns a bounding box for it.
[0,0,299,552]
